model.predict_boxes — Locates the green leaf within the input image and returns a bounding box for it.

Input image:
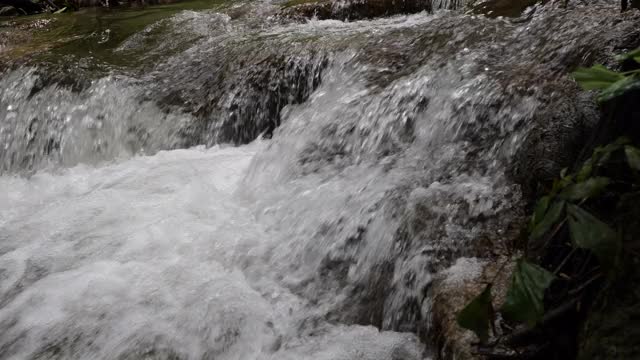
[598,76,640,102]
[576,158,593,182]
[567,205,620,270]
[592,138,628,167]
[560,177,610,201]
[612,136,631,146]
[500,259,555,326]
[529,195,551,231]
[530,200,565,240]
[550,174,574,195]
[54,6,67,13]
[457,284,493,343]
[572,65,625,90]
[625,145,640,171]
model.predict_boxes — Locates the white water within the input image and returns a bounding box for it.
[1,0,627,357]
[0,142,423,359]
[0,11,533,357]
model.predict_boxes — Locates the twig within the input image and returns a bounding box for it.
[504,297,579,346]
[569,273,603,295]
[553,247,577,275]
[541,218,567,253]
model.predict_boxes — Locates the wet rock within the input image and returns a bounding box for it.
[467,0,538,18]
[330,0,433,20]
[64,0,183,8]
[0,0,41,14]
[427,257,514,360]
[277,0,333,21]
[509,4,640,199]
[512,85,600,203]
[151,49,327,145]
[277,0,435,21]
[0,5,19,16]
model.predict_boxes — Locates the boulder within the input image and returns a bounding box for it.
[428,257,515,360]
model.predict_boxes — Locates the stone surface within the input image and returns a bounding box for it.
[428,257,515,360]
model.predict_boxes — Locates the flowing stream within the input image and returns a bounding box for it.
[0,1,635,359]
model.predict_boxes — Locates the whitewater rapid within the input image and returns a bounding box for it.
[0,142,423,359]
[1,0,629,357]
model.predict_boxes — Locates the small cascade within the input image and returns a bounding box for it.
[0,69,189,173]
[430,0,466,11]
[0,1,637,359]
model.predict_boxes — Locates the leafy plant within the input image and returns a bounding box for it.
[456,46,640,358]
[457,138,639,342]
[572,49,640,102]
[500,259,555,326]
[567,204,620,271]
[456,285,493,343]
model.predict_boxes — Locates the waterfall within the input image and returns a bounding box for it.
[0,1,634,359]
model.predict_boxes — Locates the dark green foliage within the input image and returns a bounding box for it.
[625,145,640,171]
[560,177,610,201]
[572,65,624,91]
[500,259,555,326]
[530,195,550,228]
[456,284,493,343]
[529,200,565,240]
[456,44,640,359]
[599,76,640,102]
[567,205,620,271]
[456,134,635,341]
[572,51,640,103]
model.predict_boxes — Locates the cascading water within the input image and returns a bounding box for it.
[0,1,637,359]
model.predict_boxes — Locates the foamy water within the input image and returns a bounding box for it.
[0,142,423,359]
[1,0,627,357]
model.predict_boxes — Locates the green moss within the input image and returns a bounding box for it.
[3,0,231,70]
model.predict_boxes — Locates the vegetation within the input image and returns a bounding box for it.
[456,49,640,358]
